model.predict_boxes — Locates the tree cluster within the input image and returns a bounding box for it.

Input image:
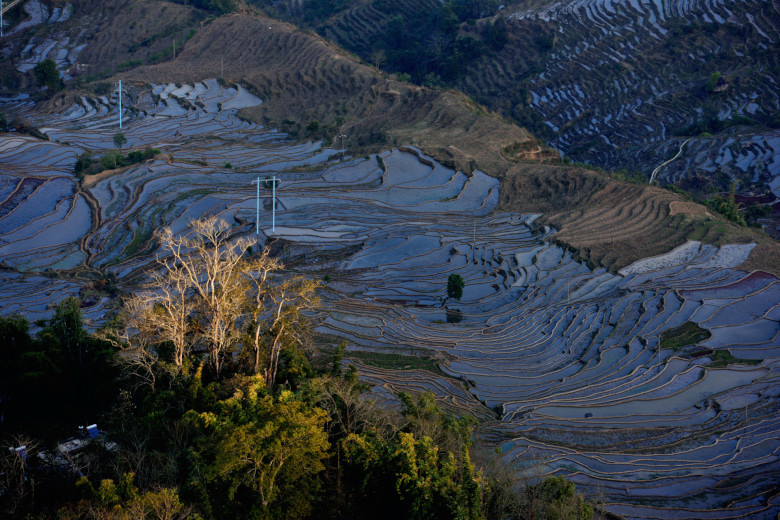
[167,0,237,15]
[111,217,320,386]
[703,182,746,226]
[74,147,161,178]
[361,1,505,85]
[0,299,118,439]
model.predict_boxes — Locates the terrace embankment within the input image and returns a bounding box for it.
[17,0,780,275]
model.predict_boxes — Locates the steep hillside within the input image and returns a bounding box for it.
[124,10,780,273]
[114,12,535,176]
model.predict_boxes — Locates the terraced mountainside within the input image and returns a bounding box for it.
[275,0,780,235]
[2,0,778,273]
[2,2,780,518]
[499,0,779,193]
[72,3,780,273]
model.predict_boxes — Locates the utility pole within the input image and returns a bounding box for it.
[221,56,224,79]
[1,1,4,38]
[473,221,477,264]
[338,134,347,160]
[272,175,276,233]
[250,176,277,235]
[117,80,122,129]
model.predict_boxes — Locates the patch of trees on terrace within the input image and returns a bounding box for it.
[73,146,161,179]
[0,218,594,520]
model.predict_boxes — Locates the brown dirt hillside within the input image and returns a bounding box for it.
[46,1,780,275]
[114,12,530,176]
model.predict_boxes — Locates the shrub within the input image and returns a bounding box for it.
[74,151,93,176]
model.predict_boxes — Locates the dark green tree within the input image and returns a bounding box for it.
[188,378,329,518]
[49,297,86,369]
[447,273,465,300]
[74,150,93,176]
[704,182,745,226]
[341,392,482,519]
[113,132,128,153]
[482,17,508,51]
[529,476,594,520]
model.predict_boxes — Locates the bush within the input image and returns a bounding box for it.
[482,17,508,51]
[704,183,746,226]
[74,151,93,176]
[173,0,237,14]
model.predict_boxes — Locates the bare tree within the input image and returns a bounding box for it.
[158,217,250,377]
[370,48,386,70]
[0,436,37,518]
[115,217,321,383]
[255,274,320,388]
[122,266,193,370]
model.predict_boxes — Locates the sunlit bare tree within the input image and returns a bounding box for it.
[114,217,320,385]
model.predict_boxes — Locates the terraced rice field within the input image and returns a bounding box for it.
[1,82,779,518]
[2,0,82,79]
[502,0,780,192]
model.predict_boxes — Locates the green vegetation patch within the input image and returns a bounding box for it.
[75,147,161,179]
[121,225,154,259]
[660,321,712,350]
[707,349,761,368]
[348,349,450,377]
